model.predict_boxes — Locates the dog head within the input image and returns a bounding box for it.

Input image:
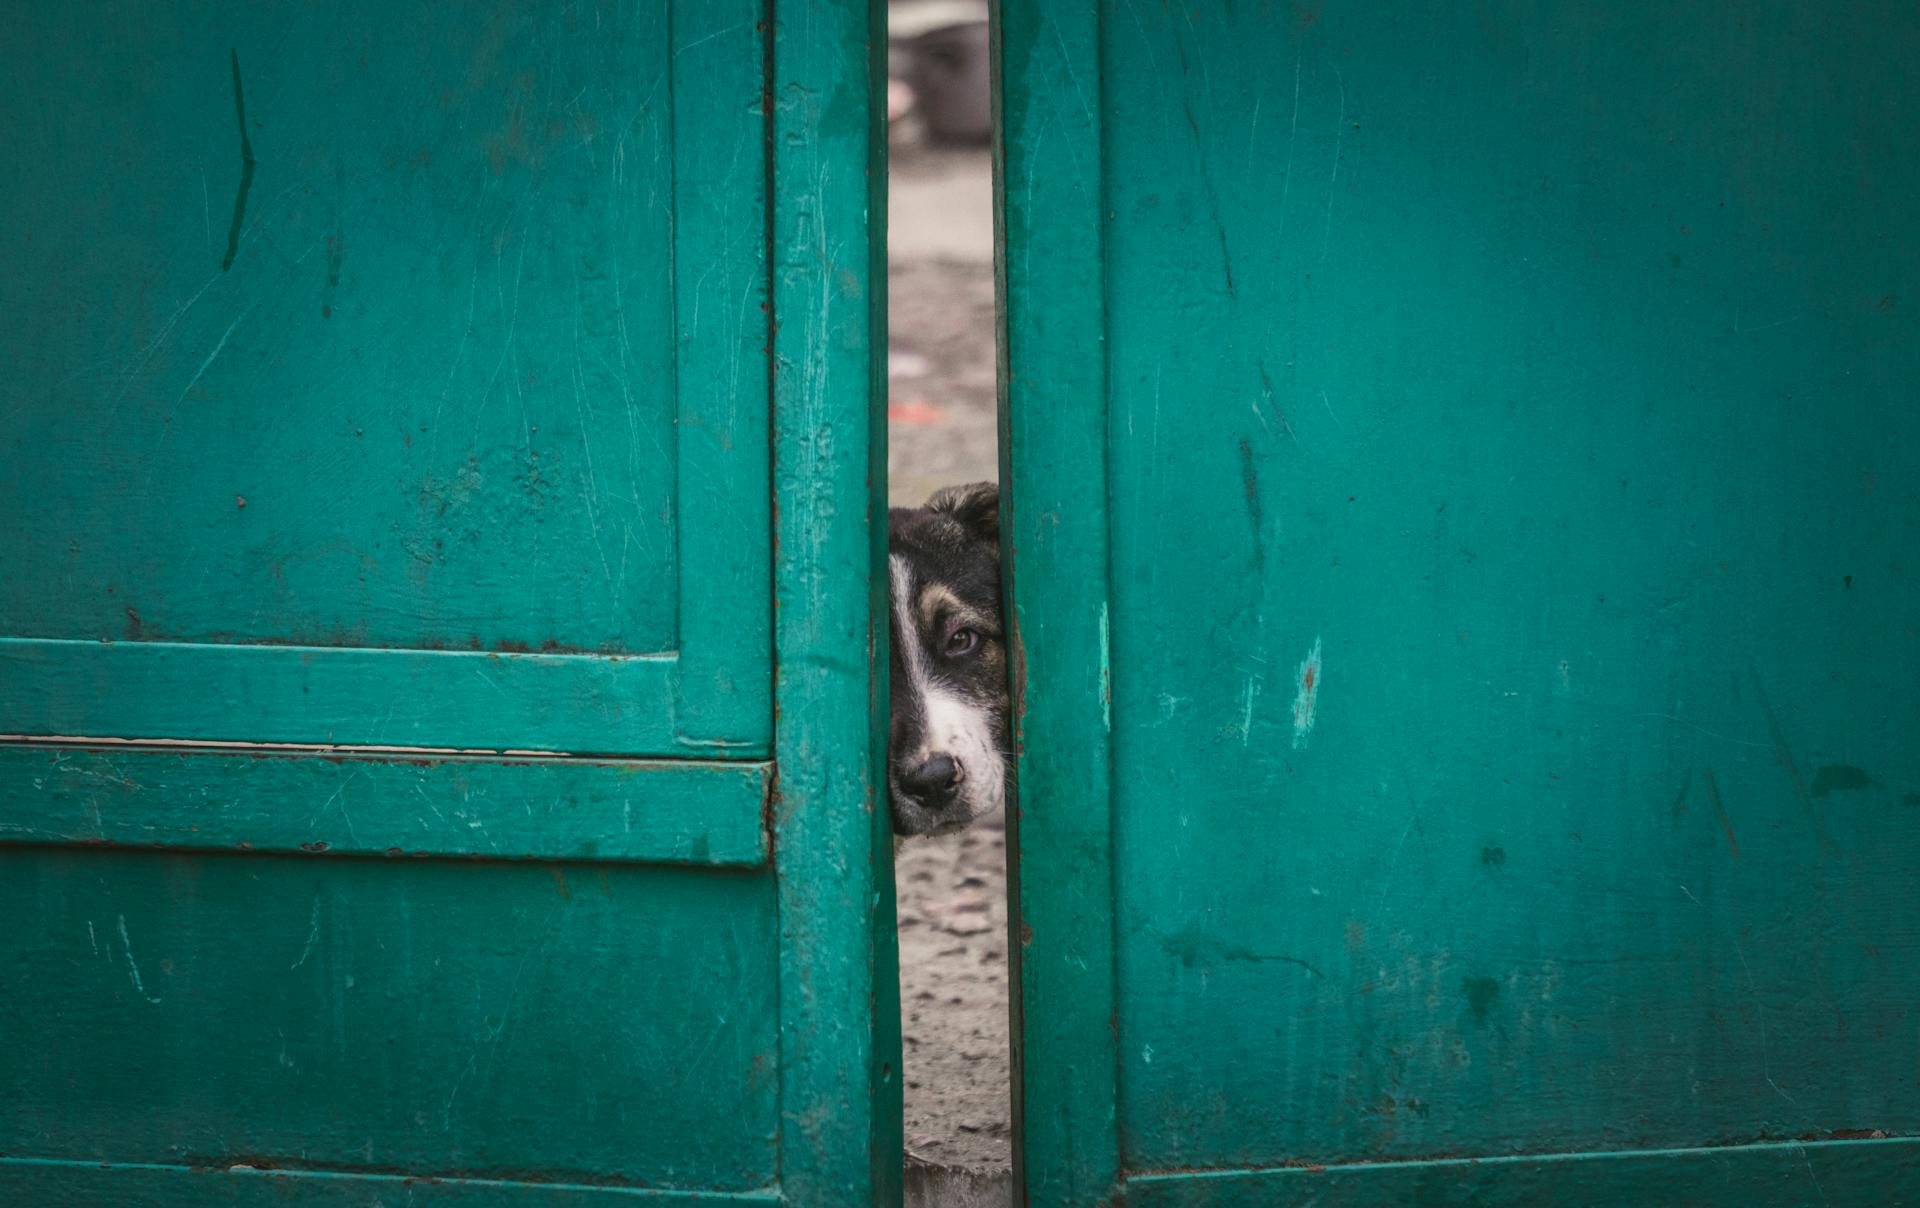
[887,482,1009,837]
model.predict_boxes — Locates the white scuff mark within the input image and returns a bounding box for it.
[116,915,163,1004]
[1238,674,1263,746]
[1291,636,1323,749]
[1151,693,1191,728]
[673,20,750,58]
[1099,604,1112,732]
[1141,1044,1155,1065]
[310,768,353,827]
[112,272,220,401]
[1276,51,1301,237]
[413,784,451,833]
[291,899,321,970]
[87,919,98,955]
[1319,389,1348,437]
[174,305,254,412]
[1320,69,1346,262]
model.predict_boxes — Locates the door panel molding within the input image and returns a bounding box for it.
[0,743,769,866]
[0,638,735,757]
[0,1157,785,1205]
[1124,1136,1920,1208]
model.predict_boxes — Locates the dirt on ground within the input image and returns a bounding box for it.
[887,142,1009,1177]
[895,818,1011,1171]
[887,256,998,511]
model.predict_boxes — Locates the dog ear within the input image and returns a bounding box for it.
[926,481,999,546]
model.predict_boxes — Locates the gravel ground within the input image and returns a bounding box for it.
[887,143,1010,1177]
[888,255,999,510]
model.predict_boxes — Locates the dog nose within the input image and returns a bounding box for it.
[901,753,963,804]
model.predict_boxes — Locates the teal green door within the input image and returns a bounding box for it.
[999,4,1920,1205]
[0,2,898,1205]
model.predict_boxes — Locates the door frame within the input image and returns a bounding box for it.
[994,5,1122,1206]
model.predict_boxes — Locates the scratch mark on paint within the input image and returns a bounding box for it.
[673,20,751,57]
[1051,20,1093,127]
[222,50,257,272]
[1319,389,1348,436]
[1275,52,1300,239]
[87,919,98,955]
[1749,671,1807,799]
[1640,712,1766,749]
[430,269,481,456]
[290,899,321,969]
[1291,637,1323,748]
[1750,668,1832,850]
[1238,438,1264,572]
[175,306,253,411]
[1320,69,1346,262]
[1254,359,1296,441]
[1703,768,1739,857]
[1180,94,1235,295]
[1800,1144,1832,1208]
[1098,604,1111,732]
[116,915,163,1004]
[413,784,450,832]
[113,274,221,400]
[1239,674,1262,746]
[1678,883,1795,1104]
[310,767,365,835]
[569,287,614,586]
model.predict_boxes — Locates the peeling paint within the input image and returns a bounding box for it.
[1291,637,1322,749]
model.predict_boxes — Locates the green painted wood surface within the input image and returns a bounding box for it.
[992,5,1120,1208]
[0,745,769,865]
[1126,1136,1920,1208]
[0,2,899,1204]
[0,1159,780,1206]
[0,849,780,1190]
[0,0,769,757]
[769,1,903,1204]
[1001,2,1920,1203]
[1,640,687,754]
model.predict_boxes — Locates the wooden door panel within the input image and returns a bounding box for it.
[0,0,769,756]
[0,846,780,1192]
[1001,3,1920,1203]
[0,2,898,1205]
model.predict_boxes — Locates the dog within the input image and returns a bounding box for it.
[887,482,1009,837]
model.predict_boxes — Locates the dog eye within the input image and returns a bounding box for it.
[944,627,980,657]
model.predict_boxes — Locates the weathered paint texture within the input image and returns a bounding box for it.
[0,0,769,758]
[1000,3,1920,1205]
[0,2,896,1205]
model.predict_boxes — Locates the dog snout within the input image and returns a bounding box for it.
[900,752,965,805]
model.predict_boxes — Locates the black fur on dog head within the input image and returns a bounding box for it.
[887,482,1009,837]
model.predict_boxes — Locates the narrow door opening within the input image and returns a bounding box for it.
[884,3,1012,1202]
